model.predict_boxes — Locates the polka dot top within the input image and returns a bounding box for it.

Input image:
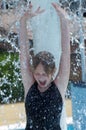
[25,82,63,130]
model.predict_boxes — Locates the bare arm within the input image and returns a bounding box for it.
[19,5,45,97]
[52,3,70,98]
[19,16,34,98]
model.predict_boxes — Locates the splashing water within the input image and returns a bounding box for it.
[0,0,86,129]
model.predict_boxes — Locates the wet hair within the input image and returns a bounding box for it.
[30,51,56,75]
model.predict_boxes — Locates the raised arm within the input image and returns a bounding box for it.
[52,3,70,97]
[19,4,45,97]
[19,14,34,97]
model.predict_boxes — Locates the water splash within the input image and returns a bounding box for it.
[0,0,86,129]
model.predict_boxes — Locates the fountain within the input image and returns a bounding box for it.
[60,0,86,129]
[0,0,86,129]
[70,0,86,130]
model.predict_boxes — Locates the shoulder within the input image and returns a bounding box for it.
[25,81,37,98]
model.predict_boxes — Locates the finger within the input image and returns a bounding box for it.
[38,9,45,14]
[52,2,66,16]
[51,3,58,10]
[27,3,33,16]
[35,6,41,13]
[29,1,33,9]
[35,7,45,14]
[52,2,62,12]
[29,4,33,9]
[52,3,56,7]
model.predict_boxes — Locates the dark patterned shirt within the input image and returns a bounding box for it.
[25,82,63,130]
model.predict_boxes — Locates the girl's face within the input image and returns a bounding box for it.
[33,63,52,91]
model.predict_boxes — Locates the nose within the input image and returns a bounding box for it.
[39,74,45,81]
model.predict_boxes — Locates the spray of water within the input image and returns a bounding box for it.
[0,0,86,129]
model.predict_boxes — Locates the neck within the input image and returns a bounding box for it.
[37,83,51,92]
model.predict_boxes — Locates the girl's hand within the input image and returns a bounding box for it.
[20,2,45,22]
[52,3,68,19]
[1,2,44,29]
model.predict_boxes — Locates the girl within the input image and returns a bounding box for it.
[19,2,70,130]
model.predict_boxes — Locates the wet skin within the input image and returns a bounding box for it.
[33,63,52,92]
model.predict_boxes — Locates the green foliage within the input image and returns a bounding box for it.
[0,52,24,104]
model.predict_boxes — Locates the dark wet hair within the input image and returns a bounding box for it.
[30,51,56,75]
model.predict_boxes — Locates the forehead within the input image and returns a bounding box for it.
[34,63,45,72]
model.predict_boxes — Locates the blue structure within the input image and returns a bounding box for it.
[71,82,86,130]
[67,124,74,130]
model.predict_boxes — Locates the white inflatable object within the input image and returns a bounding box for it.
[29,0,62,76]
